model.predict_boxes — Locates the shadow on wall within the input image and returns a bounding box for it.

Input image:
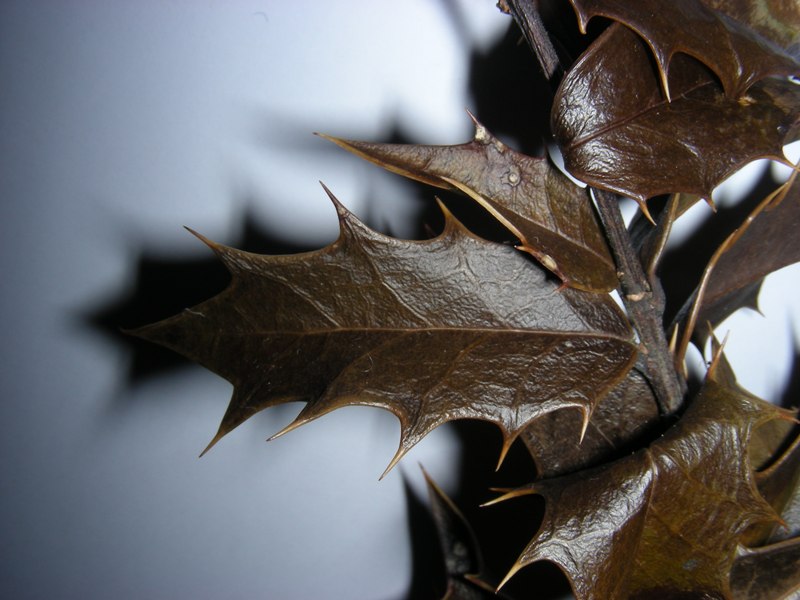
[83,13,575,596]
[81,5,800,597]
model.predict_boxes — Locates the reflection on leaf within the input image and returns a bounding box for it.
[493,363,791,599]
[552,24,800,203]
[567,0,799,99]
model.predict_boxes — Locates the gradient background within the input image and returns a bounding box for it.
[1,2,797,599]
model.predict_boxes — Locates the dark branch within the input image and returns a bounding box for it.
[503,0,562,81]
[504,2,685,414]
[593,190,685,414]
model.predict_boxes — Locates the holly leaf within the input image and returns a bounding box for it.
[696,176,800,340]
[132,188,636,474]
[567,0,800,99]
[707,335,799,548]
[730,538,800,600]
[318,118,617,292]
[520,368,659,478]
[492,360,791,599]
[552,22,800,203]
[672,176,800,365]
[754,431,800,545]
[699,0,800,58]
[733,406,800,597]
[692,281,763,348]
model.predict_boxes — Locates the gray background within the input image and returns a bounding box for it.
[1,2,797,599]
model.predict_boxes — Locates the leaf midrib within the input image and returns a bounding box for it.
[565,76,716,151]
[217,325,635,342]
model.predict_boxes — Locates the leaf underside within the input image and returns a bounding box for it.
[696,176,800,340]
[319,120,616,292]
[520,367,659,478]
[132,190,636,474]
[552,23,800,203]
[497,368,791,599]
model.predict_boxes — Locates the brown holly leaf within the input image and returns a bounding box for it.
[318,118,617,292]
[706,335,799,548]
[567,0,800,99]
[749,416,797,475]
[754,432,800,541]
[702,0,800,57]
[491,358,791,599]
[520,368,659,478]
[552,22,800,203]
[730,538,800,600]
[132,188,636,475]
[674,175,800,364]
[697,175,800,341]
[733,429,800,598]
[691,281,763,348]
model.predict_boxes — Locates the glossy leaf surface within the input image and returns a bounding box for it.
[552,23,800,202]
[567,0,800,99]
[496,369,790,599]
[696,0,800,57]
[319,121,616,292]
[133,190,636,473]
[708,337,799,549]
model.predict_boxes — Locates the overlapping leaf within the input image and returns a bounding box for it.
[319,120,616,292]
[733,432,800,599]
[754,432,800,543]
[696,176,800,340]
[492,362,792,599]
[567,0,800,99]
[520,368,659,478]
[684,341,800,600]
[683,0,800,59]
[730,489,800,600]
[552,23,800,203]
[707,336,799,545]
[731,538,800,600]
[133,189,636,474]
[422,468,508,599]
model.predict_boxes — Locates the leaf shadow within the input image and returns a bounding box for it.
[401,476,447,600]
[84,205,318,387]
[87,14,552,390]
[85,13,576,599]
[446,420,572,599]
[467,21,550,156]
[780,341,800,411]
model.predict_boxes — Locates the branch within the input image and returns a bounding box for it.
[502,0,562,81]
[503,2,685,414]
[593,191,685,414]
